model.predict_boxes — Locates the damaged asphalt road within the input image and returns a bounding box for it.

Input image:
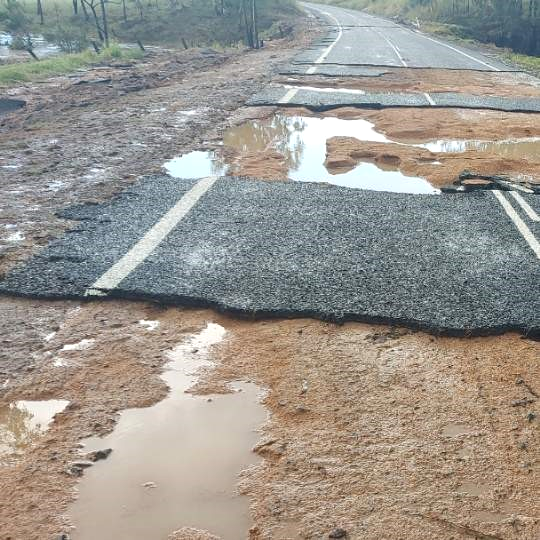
[1,175,539,336]
[248,85,540,113]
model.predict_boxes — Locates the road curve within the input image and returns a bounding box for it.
[300,2,512,71]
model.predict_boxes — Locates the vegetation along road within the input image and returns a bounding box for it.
[0,0,539,539]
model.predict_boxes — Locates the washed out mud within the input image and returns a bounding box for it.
[68,322,266,540]
[298,107,540,189]
[0,300,538,539]
[277,68,540,98]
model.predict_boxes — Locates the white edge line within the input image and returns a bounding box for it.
[85,175,219,296]
[282,84,366,96]
[492,190,540,260]
[509,191,540,222]
[416,32,500,71]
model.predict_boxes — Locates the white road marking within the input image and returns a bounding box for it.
[304,8,344,75]
[278,87,299,104]
[282,84,366,95]
[508,191,540,222]
[496,179,534,194]
[373,28,407,67]
[413,32,501,71]
[85,175,219,296]
[492,190,540,260]
[424,92,435,106]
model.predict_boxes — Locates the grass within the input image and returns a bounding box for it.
[503,52,540,75]
[418,20,540,75]
[0,44,142,85]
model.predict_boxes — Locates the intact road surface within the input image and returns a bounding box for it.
[299,2,512,71]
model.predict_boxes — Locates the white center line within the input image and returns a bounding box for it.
[281,84,366,95]
[305,8,344,75]
[424,92,435,106]
[508,191,540,222]
[373,28,407,67]
[85,175,219,296]
[278,87,299,104]
[492,190,540,260]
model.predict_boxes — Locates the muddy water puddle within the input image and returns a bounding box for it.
[163,112,540,192]
[224,114,438,193]
[0,399,69,464]
[69,323,266,540]
[164,150,227,178]
[164,114,437,193]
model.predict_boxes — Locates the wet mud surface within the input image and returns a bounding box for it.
[0,300,538,539]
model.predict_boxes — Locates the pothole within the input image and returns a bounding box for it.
[0,399,69,464]
[223,113,438,193]
[68,323,267,540]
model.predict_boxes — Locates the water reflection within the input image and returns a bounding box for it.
[420,137,540,159]
[0,399,69,464]
[163,150,227,178]
[224,114,437,194]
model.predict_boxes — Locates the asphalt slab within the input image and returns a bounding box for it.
[247,85,540,113]
[1,175,539,337]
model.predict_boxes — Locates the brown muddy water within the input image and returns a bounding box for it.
[163,112,540,194]
[69,323,267,540]
[0,399,69,464]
